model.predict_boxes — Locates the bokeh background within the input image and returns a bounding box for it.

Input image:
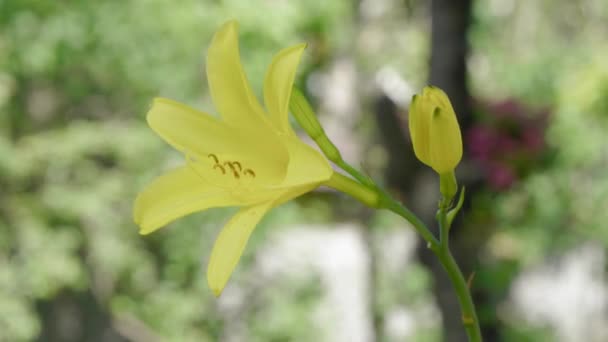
[1,0,608,341]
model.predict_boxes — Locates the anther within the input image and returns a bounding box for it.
[213,164,226,174]
[233,170,240,179]
[224,161,237,172]
[208,154,219,164]
[244,169,256,178]
[232,161,242,171]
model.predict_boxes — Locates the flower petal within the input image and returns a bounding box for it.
[272,184,317,207]
[278,138,333,188]
[429,107,462,173]
[147,98,238,156]
[206,20,269,128]
[133,166,252,235]
[207,201,274,296]
[408,95,431,166]
[147,98,289,186]
[264,43,307,134]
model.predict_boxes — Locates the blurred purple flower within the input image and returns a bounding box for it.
[489,99,525,121]
[521,127,545,155]
[466,126,496,161]
[486,163,516,190]
[466,97,551,191]
[495,136,518,155]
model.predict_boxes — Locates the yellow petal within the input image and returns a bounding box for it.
[272,184,317,207]
[408,86,462,173]
[278,138,333,188]
[264,43,307,134]
[408,94,431,165]
[425,86,451,110]
[147,98,237,156]
[429,107,462,173]
[206,20,269,129]
[147,98,289,186]
[207,201,274,296]
[133,166,251,235]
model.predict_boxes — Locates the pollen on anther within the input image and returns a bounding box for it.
[213,164,226,174]
[208,154,219,164]
[224,162,236,172]
[244,169,256,178]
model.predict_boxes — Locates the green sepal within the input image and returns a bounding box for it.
[440,171,458,204]
[447,186,465,228]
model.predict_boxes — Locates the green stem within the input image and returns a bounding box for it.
[380,195,440,251]
[323,172,381,209]
[327,161,482,341]
[330,161,439,249]
[324,172,439,250]
[436,207,483,342]
[334,159,374,187]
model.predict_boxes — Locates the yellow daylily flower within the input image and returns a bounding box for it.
[408,86,463,174]
[133,21,333,296]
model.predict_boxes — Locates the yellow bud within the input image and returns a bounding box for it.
[289,87,324,139]
[408,86,463,174]
[289,87,342,163]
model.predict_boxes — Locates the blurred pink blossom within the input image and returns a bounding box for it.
[465,98,550,191]
[486,163,516,190]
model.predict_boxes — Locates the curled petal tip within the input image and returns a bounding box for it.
[221,19,239,31]
[208,275,226,297]
[212,287,223,297]
[138,228,152,236]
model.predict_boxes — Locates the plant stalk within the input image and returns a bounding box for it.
[328,162,482,341]
[436,207,483,342]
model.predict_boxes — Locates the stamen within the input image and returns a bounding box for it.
[206,155,253,180]
[224,161,237,172]
[224,162,242,178]
[208,154,219,164]
[244,169,256,178]
[213,164,226,174]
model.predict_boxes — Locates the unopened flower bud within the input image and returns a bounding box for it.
[408,86,463,174]
[289,87,341,163]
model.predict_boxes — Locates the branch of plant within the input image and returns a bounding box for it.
[326,167,439,251]
[330,162,482,341]
[436,206,483,341]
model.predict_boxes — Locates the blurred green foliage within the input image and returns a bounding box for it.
[0,0,351,340]
[1,0,607,341]
[470,1,608,339]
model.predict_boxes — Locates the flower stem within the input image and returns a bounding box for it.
[378,194,440,251]
[436,207,483,342]
[324,172,381,209]
[334,159,375,187]
[330,161,482,341]
[324,172,439,249]
[295,87,480,339]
